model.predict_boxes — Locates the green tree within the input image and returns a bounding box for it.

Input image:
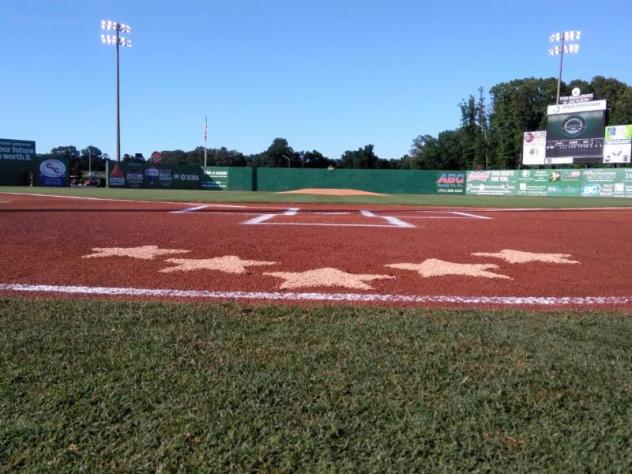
[159,150,187,165]
[301,150,334,168]
[261,138,298,167]
[339,144,379,169]
[610,88,632,125]
[436,130,465,170]
[488,77,557,168]
[459,88,488,169]
[80,146,105,171]
[51,145,79,158]
[409,135,441,169]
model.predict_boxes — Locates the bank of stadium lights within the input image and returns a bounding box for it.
[548,30,581,104]
[100,20,133,163]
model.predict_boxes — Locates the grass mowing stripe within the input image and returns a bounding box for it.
[2,298,632,471]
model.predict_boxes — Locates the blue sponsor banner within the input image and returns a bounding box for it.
[37,158,68,186]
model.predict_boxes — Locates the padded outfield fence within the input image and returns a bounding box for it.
[106,164,467,195]
[2,157,632,198]
[105,164,632,199]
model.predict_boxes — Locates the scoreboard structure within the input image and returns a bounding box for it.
[522,91,631,166]
[544,98,606,164]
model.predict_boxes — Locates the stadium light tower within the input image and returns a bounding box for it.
[548,30,581,105]
[101,20,132,163]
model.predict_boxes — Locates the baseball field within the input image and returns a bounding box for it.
[2,187,632,470]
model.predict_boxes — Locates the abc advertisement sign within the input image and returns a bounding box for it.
[37,158,68,186]
[435,172,465,194]
[545,100,607,164]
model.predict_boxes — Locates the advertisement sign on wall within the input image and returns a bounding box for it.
[465,170,518,195]
[0,139,36,161]
[581,169,632,198]
[466,168,632,198]
[466,169,582,197]
[172,168,201,189]
[522,131,547,165]
[109,162,126,187]
[603,125,632,164]
[201,168,229,190]
[127,164,145,188]
[435,172,465,193]
[158,168,173,188]
[37,158,68,186]
[144,166,159,187]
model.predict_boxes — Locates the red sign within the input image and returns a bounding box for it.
[150,151,162,165]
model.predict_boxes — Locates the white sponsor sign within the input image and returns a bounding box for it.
[39,159,66,178]
[603,143,631,163]
[547,100,607,115]
[522,131,547,165]
[604,125,632,163]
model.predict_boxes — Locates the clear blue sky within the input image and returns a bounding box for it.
[2,0,631,160]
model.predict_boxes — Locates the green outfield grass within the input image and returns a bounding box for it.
[3,185,632,207]
[2,298,632,471]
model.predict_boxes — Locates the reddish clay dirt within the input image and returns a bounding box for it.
[1,192,632,310]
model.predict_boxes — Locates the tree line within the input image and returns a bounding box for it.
[43,75,632,173]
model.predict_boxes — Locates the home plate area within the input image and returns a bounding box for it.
[3,244,625,307]
[242,208,491,228]
[3,194,632,309]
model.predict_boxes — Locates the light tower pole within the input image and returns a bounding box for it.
[101,20,132,163]
[548,30,581,104]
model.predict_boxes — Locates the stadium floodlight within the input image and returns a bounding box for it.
[100,20,133,163]
[549,30,581,105]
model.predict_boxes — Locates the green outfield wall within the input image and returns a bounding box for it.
[5,159,632,198]
[254,168,465,194]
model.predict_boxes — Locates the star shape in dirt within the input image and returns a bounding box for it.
[160,256,277,274]
[83,245,189,260]
[472,249,579,264]
[264,267,395,290]
[386,259,511,280]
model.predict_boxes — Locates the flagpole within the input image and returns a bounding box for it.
[203,115,208,167]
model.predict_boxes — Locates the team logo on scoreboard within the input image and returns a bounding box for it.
[562,116,586,136]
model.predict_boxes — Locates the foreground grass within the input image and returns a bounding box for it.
[2,299,632,471]
[4,185,632,207]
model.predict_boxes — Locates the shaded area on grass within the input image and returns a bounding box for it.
[2,299,632,471]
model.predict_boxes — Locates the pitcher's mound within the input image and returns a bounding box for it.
[278,188,386,196]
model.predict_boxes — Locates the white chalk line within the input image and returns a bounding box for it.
[242,207,300,225]
[170,205,210,214]
[4,193,632,214]
[0,192,247,208]
[361,210,415,228]
[1,282,631,306]
[450,211,494,220]
[390,216,481,220]
[243,213,277,225]
[249,223,414,228]
[245,208,416,228]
